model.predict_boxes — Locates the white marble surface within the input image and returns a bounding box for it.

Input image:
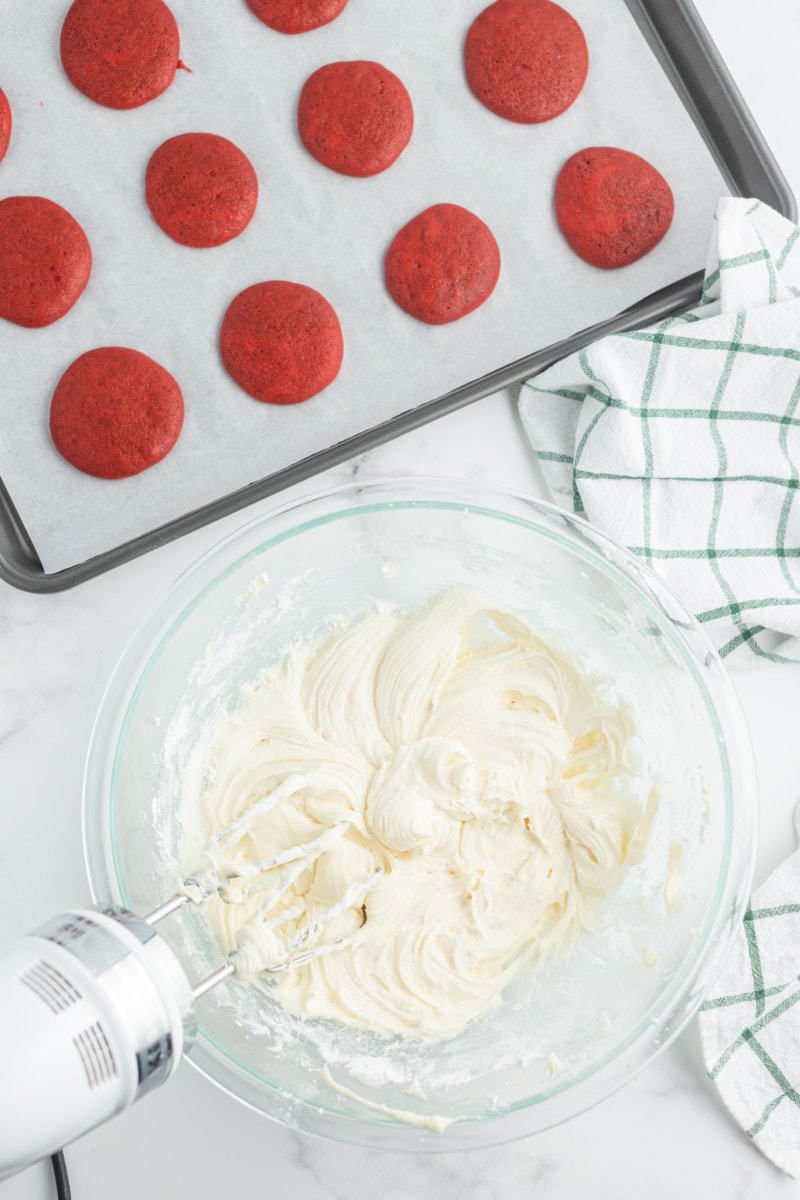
[3,1,800,1195]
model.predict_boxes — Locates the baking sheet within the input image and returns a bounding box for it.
[0,0,728,574]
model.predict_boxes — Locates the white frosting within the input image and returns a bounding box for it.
[546,1052,567,1077]
[320,1066,454,1133]
[193,587,652,1040]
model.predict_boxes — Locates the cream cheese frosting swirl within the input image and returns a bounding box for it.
[193,587,652,1040]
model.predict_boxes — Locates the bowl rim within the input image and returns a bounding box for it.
[82,474,759,1152]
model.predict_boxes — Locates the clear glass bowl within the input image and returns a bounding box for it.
[82,477,757,1151]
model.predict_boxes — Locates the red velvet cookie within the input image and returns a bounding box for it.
[50,347,184,479]
[297,61,413,177]
[246,0,348,34]
[384,203,501,325]
[555,146,674,269]
[60,0,180,110]
[464,0,588,124]
[220,281,343,404]
[146,133,259,248]
[0,88,11,163]
[0,196,91,328]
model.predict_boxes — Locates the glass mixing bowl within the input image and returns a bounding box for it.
[82,477,757,1151]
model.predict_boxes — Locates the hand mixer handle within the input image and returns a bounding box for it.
[0,907,196,1181]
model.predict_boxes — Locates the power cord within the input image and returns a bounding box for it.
[50,1151,71,1200]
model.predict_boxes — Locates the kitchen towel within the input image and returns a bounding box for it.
[519,196,800,1173]
[697,849,800,1177]
[518,196,800,665]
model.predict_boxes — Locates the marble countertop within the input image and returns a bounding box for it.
[3,1,800,1196]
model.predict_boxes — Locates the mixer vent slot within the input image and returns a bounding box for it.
[20,958,82,1013]
[74,1021,117,1089]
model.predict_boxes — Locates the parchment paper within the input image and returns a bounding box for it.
[0,0,728,573]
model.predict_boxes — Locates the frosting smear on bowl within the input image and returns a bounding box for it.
[191,587,653,1040]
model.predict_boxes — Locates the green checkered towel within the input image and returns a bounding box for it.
[521,197,800,1171]
[698,850,800,1176]
[518,197,800,665]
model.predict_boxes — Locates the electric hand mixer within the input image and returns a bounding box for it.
[0,776,382,1181]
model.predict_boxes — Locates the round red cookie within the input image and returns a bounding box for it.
[60,0,180,110]
[50,347,184,479]
[464,0,588,124]
[146,133,259,248]
[0,88,11,163]
[384,203,501,325]
[220,281,343,404]
[297,61,413,178]
[555,146,674,269]
[0,195,91,328]
[246,0,348,34]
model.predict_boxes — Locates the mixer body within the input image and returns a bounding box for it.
[0,907,195,1180]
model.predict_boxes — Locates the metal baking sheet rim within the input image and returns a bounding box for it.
[0,0,794,593]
